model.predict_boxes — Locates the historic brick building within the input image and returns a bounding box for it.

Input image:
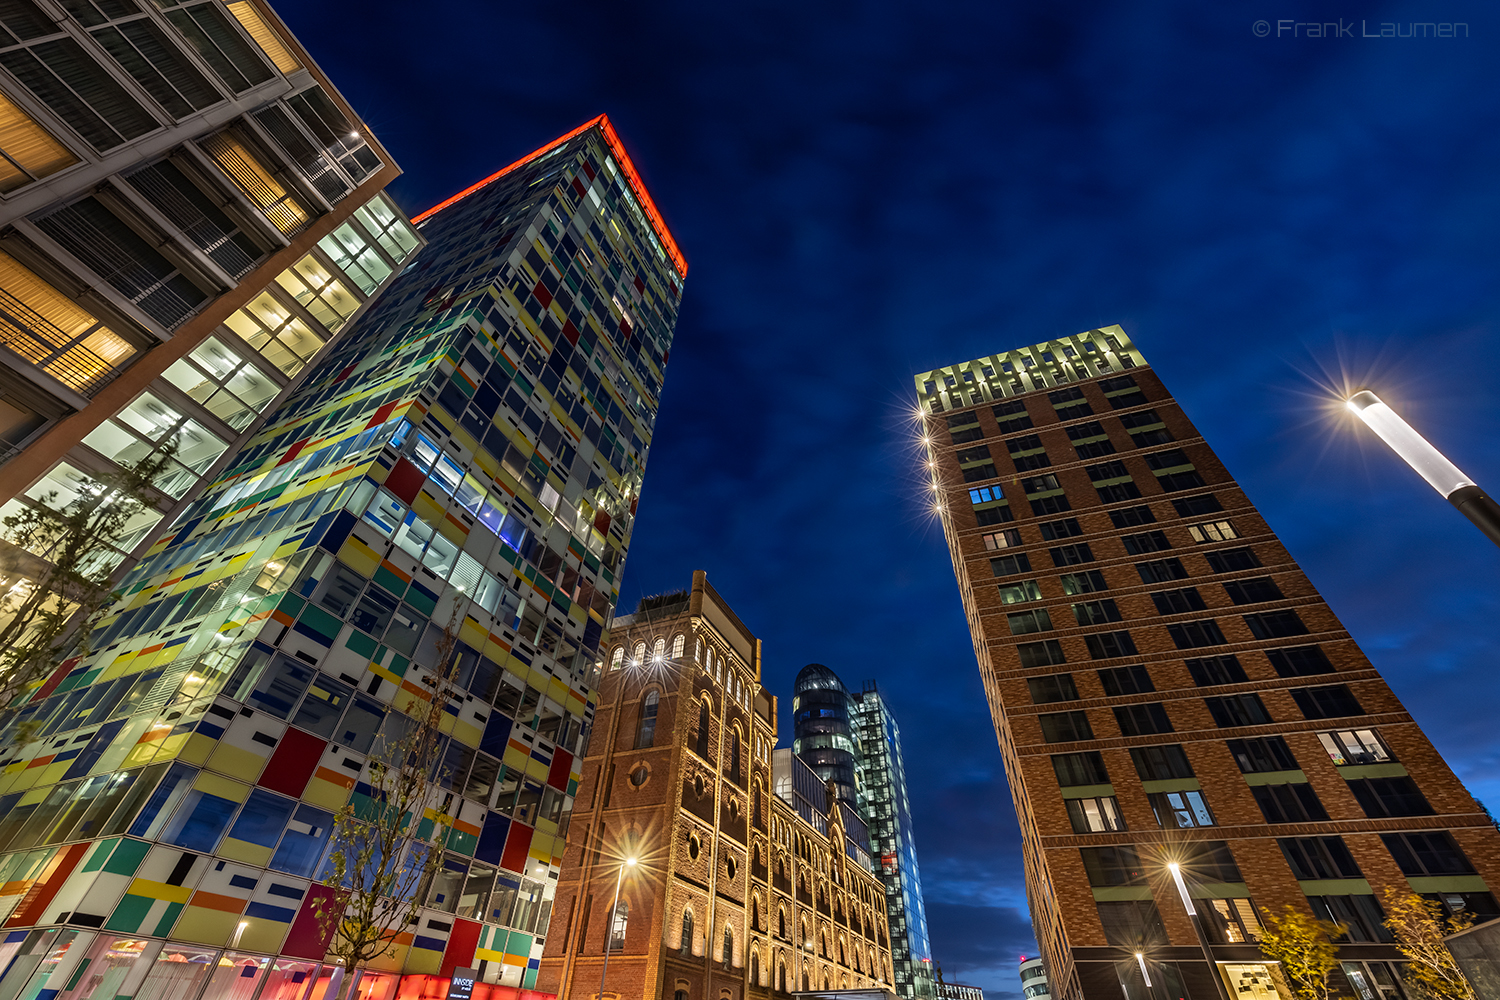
[917,326,1500,1000]
[538,571,896,1000]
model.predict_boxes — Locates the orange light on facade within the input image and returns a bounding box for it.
[411,114,688,279]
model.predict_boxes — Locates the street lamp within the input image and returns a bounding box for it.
[1165,862,1231,1000]
[598,857,637,999]
[1346,390,1500,547]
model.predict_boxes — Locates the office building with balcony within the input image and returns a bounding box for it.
[538,572,895,1000]
[0,113,684,1000]
[917,326,1500,1000]
[0,0,420,581]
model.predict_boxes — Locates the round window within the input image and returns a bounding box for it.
[689,836,701,860]
[630,765,649,786]
[726,857,737,879]
[729,798,739,820]
[694,774,706,798]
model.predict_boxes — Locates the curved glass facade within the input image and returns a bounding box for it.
[792,663,862,807]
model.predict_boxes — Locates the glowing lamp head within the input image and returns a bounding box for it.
[1346,389,1474,498]
[625,857,638,868]
[1167,860,1196,916]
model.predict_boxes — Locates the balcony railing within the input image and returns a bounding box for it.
[0,289,127,397]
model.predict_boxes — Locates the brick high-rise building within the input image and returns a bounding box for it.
[0,0,421,580]
[917,325,1500,1000]
[538,572,896,1000]
[0,114,684,1000]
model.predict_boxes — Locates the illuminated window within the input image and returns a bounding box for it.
[1066,796,1124,833]
[0,250,138,395]
[225,1,301,73]
[1188,519,1238,543]
[353,196,420,263]
[159,336,279,431]
[0,91,76,192]
[200,130,310,234]
[1317,728,1391,766]
[318,221,393,295]
[223,291,325,376]
[82,391,227,498]
[274,255,359,331]
[982,528,1021,550]
[1148,789,1214,828]
[7,460,161,565]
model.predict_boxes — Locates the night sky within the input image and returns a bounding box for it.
[283,2,1500,995]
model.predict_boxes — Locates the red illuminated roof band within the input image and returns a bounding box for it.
[411,113,688,280]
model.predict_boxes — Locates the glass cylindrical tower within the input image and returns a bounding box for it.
[791,663,861,807]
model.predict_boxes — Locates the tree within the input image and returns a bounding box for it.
[1381,889,1477,1000]
[0,451,170,714]
[315,611,460,999]
[1258,905,1346,1000]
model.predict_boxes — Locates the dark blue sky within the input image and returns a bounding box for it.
[285,1,1500,994]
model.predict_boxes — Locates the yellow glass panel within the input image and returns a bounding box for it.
[0,250,96,346]
[0,92,76,193]
[275,317,323,360]
[244,291,290,331]
[225,1,301,74]
[222,308,264,343]
[79,328,134,366]
[321,278,358,320]
[199,132,308,235]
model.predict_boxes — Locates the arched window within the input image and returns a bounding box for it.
[802,973,809,992]
[609,900,628,951]
[674,992,687,1000]
[722,925,733,970]
[750,950,760,985]
[632,641,646,663]
[839,938,846,965]
[636,690,659,748]
[611,647,624,670]
[672,633,685,658]
[695,700,710,757]
[778,964,786,992]
[680,908,693,956]
[694,638,702,662]
[653,637,666,659]
[779,907,786,938]
[728,728,741,783]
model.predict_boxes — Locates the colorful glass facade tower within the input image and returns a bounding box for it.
[917,326,1500,1000]
[851,682,935,1000]
[0,114,685,1000]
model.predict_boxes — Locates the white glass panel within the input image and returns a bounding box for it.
[115,393,181,442]
[160,359,216,403]
[189,336,242,379]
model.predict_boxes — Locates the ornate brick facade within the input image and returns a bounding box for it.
[538,571,895,1000]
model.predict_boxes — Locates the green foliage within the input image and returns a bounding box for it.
[1258,905,1346,1000]
[0,451,170,714]
[1381,889,1477,1000]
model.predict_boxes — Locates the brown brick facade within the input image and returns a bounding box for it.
[537,571,895,1000]
[919,329,1500,1000]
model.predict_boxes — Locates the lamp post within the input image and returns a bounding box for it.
[1166,862,1232,1000]
[1346,390,1500,547]
[598,856,636,1000]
